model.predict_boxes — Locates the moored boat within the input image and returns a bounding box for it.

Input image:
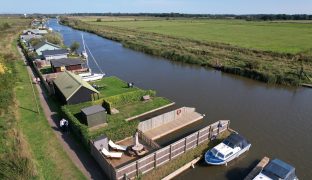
[253,159,298,180]
[205,133,251,165]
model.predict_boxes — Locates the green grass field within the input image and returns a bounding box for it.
[82,18,312,54]
[63,17,312,86]
[0,17,85,179]
[90,76,139,98]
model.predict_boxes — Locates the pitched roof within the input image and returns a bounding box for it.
[50,58,84,68]
[34,41,61,50]
[20,34,43,42]
[81,105,106,115]
[53,71,99,100]
[42,49,68,56]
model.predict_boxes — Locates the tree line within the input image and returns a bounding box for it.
[69,13,312,21]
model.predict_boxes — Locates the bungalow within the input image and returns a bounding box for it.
[22,29,48,36]
[42,49,69,61]
[53,71,99,104]
[34,41,61,56]
[50,58,85,73]
[20,34,43,44]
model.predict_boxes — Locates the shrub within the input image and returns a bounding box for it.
[245,60,260,70]
[70,41,80,53]
[0,22,11,31]
[96,18,102,22]
[61,106,90,147]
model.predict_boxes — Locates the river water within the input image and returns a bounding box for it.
[49,19,312,180]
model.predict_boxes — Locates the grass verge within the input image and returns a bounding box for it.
[15,59,86,179]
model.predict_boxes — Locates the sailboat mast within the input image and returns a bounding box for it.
[81,33,89,70]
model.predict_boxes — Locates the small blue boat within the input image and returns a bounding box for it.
[205,133,251,165]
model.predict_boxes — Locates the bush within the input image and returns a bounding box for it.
[61,106,90,147]
[103,90,156,114]
[42,32,63,46]
[0,22,11,31]
[96,18,102,22]
[70,41,80,53]
[245,60,260,70]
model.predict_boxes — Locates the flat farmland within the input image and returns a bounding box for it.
[82,18,312,54]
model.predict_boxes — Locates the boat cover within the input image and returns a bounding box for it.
[223,133,249,149]
[262,159,296,180]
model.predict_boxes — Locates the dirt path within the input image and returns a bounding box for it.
[17,47,107,180]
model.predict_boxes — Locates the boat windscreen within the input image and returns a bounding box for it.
[223,133,249,149]
[263,159,295,180]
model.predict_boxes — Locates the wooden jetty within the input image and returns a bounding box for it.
[144,110,203,140]
[301,83,312,88]
[244,156,270,180]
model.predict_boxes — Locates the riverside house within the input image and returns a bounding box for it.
[34,41,61,56]
[53,71,99,104]
[42,49,69,61]
[50,58,86,73]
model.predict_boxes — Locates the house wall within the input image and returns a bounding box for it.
[45,54,68,61]
[36,44,60,55]
[53,82,67,104]
[67,87,95,105]
[52,64,82,73]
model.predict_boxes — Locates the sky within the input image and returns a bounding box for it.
[1,0,312,14]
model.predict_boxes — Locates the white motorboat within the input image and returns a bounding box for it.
[253,159,298,180]
[205,133,251,165]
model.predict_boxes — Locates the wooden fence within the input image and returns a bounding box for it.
[137,130,160,149]
[115,120,230,180]
[138,107,197,132]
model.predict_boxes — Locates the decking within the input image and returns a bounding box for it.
[244,156,270,180]
[144,111,203,140]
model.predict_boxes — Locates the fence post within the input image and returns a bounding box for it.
[154,153,157,168]
[197,131,200,146]
[184,138,187,152]
[169,145,172,160]
[136,161,139,177]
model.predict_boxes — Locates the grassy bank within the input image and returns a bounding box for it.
[0,16,85,179]
[0,17,38,179]
[15,61,86,179]
[61,17,312,86]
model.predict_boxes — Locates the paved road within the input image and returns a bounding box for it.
[18,47,107,180]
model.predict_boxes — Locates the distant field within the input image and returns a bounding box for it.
[81,17,312,54]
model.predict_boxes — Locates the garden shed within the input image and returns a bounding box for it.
[81,105,107,127]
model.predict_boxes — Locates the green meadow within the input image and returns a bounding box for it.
[82,18,312,54]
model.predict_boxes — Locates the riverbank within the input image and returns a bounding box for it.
[0,17,86,179]
[60,17,312,86]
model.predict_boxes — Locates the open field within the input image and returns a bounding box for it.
[62,17,312,86]
[0,17,85,179]
[81,17,312,54]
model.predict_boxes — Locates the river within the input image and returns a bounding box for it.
[49,19,312,180]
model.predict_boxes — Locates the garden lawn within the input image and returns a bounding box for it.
[90,76,139,98]
[67,97,172,141]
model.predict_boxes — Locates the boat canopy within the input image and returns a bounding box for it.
[262,159,296,180]
[223,133,249,149]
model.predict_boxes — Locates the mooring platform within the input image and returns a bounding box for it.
[144,110,204,140]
